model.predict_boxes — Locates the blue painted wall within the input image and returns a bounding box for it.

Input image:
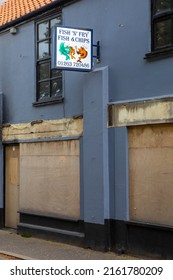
[0,0,173,222]
[65,0,173,102]
[83,67,109,224]
[1,0,173,122]
[0,94,3,210]
[1,0,173,123]
[0,22,84,124]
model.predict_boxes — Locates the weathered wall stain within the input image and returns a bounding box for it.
[108,98,173,127]
[2,118,83,142]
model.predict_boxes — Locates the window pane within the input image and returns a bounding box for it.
[51,69,62,78]
[38,63,50,80]
[38,41,49,59]
[51,79,62,98]
[154,19,172,48]
[153,0,172,14]
[38,81,50,100]
[36,14,62,102]
[38,21,49,40]
[51,16,62,28]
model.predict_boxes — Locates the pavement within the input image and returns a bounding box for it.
[0,228,146,260]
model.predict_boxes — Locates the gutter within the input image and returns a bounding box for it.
[0,0,79,32]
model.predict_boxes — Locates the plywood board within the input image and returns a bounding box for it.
[19,140,80,220]
[129,124,173,226]
[5,145,19,228]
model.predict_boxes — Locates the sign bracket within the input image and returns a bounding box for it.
[93,41,101,63]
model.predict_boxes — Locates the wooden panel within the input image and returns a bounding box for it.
[129,124,173,148]
[5,145,19,228]
[129,124,173,226]
[19,140,80,220]
[20,140,79,156]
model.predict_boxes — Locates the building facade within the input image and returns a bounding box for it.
[0,0,173,258]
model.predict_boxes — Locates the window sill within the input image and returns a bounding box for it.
[144,47,173,61]
[33,97,64,107]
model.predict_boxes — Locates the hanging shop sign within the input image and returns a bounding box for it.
[52,26,93,72]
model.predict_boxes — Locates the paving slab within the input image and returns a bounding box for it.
[0,229,146,260]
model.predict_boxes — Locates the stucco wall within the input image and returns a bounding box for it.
[0,21,84,124]
[1,0,173,123]
[64,0,173,102]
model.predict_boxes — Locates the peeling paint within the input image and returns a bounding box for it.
[108,98,173,127]
[2,118,83,142]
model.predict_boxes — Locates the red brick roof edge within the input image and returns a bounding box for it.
[0,0,55,27]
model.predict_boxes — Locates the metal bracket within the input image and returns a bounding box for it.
[93,41,101,63]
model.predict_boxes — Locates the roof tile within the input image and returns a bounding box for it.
[0,0,55,26]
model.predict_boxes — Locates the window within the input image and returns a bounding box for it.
[151,0,173,51]
[35,14,63,104]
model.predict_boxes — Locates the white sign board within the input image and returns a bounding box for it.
[52,26,93,71]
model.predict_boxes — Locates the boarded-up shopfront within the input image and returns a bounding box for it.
[5,140,80,228]
[129,124,173,227]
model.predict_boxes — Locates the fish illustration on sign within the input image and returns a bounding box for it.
[77,47,88,62]
[59,42,76,60]
[59,42,88,62]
